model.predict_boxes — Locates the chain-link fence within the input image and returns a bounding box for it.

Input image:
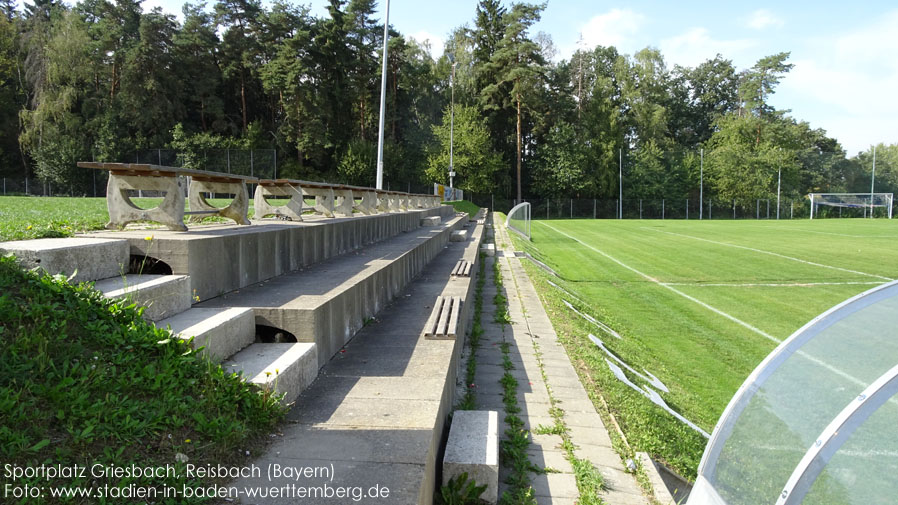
[1,149,279,197]
[462,195,894,220]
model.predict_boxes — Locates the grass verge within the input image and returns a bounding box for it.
[443,200,481,220]
[0,254,285,502]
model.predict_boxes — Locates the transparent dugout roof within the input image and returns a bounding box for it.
[689,280,898,505]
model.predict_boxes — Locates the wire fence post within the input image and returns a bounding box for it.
[766,199,770,219]
[639,199,642,219]
[708,199,711,220]
[662,199,665,220]
[593,198,596,219]
[733,199,736,220]
[756,199,760,219]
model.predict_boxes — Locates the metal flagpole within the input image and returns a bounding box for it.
[375,0,391,190]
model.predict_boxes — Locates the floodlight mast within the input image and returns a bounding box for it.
[449,59,457,197]
[871,145,876,219]
[700,148,703,220]
[375,0,390,190]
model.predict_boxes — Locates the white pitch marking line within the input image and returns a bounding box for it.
[743,225,898,239]
[538,221,781,344]
[644,227,893,282]
[539,221,873,391]
[663,281,884,288]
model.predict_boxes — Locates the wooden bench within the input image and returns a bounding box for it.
[254,180,440,221]
[78,162,258,231]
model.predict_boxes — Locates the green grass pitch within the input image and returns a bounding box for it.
[509,218,898,479]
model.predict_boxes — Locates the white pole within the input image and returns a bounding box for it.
[618,148,622,219]
[810,194,815,220]
[449,61,456,195]
[777,167,781,220]
[700,148,703,220]
[870,145,876,218]
[375,0,391,190]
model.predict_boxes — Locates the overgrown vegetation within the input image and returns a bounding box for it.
[492,257,538,505]
[0,255,285,501]
[457,253,487,411]
[2,0,894,201]
[443,200,481,220]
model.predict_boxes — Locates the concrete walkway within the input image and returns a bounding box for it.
[475,220,649,505]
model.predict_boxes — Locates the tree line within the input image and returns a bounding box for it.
[0,0,895,201]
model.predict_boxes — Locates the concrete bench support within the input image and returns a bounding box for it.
[254,183,305,221]
[333,188,354,217]
[303,186,336,218]
[354,190,378,215]
[443,410,499,504]
[188,178,251,225]
[79,162,257,231]
[105,172,187,231]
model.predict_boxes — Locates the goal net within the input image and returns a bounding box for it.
[506,202,532,240]
[809,193,893,219]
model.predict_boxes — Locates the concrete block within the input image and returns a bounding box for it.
[0,237,129,283]
[420,216,441,226]
[480,243,495,256]
[443,410,499,504]
[450,230,467,242]
[159,307,255,362]
[224,342,318,404]
[94,274,191,321]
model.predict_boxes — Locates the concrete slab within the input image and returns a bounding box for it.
[199,215,465,367]
[421,216,441,226]
[443,410,499,504]
[0,237,129,283]
[223,342,317,404]
[87,205,455,301]
[94,274,191,321]
[450,230,467,242]
[158,307,255,362]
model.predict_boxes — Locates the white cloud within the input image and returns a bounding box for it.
[746,9,784,30]
[777,11,898,154]
[659,28,757,68]
[409,30,445,60]
[578,8,645,53]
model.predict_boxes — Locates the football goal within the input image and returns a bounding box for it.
[506,202,531,240]
[809,193,893,219]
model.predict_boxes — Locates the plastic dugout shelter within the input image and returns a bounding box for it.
[688,280,898,505]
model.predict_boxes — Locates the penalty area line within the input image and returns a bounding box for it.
[537,221,781,345]
[644,227,893,282]
[663,281,884,288]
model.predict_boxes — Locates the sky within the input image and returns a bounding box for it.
[119,0,898,155]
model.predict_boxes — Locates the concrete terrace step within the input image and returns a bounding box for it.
[157,307,255,362]
[227,217,486,505]
[223,342,318,404]
[94,274,191,321]
[0,237,129,283]
[86,205,455,302]
[199,214,466,367]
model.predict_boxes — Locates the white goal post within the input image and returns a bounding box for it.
[506,202,531,240]
[809,193,893,219]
